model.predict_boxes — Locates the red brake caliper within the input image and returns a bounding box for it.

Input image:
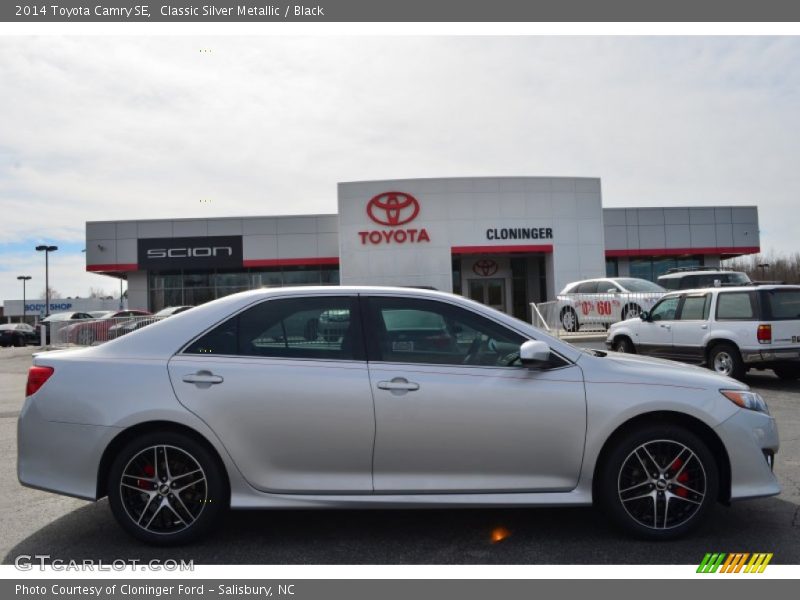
[672,458,689,497]
[137,464,155,490]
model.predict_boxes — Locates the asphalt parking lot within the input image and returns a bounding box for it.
[1,345,798,565]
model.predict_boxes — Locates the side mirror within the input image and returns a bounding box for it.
[639,311,649,321]
[520,340,551,367]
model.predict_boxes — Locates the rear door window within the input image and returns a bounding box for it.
[715,292,756,320]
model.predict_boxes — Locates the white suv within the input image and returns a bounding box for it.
[606,285,800,380]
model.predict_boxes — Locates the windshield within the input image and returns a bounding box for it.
[615,278,665,293]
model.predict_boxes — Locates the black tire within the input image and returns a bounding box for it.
[560,307,579,333]
[622,304,643,321]
[707,343,745,380]
[773,365,800,380]
[107,431,228,545]
[13,335,24,347]
[613,337,636,354]
[598,424,719,540]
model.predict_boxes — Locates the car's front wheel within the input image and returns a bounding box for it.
[613,337,635,354]
[108,431,227,545]
[708,343,745,380]
[598,424,718,539]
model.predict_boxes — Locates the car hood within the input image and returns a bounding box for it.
[584,349,749,391]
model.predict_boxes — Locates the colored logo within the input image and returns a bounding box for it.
[366,192,420,227]
[472,259,499,277]
[696,552,773,573]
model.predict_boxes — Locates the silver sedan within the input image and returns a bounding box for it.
[18,286,779,545]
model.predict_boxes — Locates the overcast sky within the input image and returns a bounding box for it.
[1,36,798,304]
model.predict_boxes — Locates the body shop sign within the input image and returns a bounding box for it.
[137,236,243,269]
[359,192,430,245]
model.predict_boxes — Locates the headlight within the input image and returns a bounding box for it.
[720,389,769,414]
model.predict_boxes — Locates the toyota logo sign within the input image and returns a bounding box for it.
[366,192,420,227]
[472,259,499,277]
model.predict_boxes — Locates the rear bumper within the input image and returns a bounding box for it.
[17,395,120,501]
[741,347,800,366]
[714,409,780,501]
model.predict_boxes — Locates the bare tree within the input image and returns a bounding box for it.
[88,287,109,299]
[722,250,800,284]
[39,287,62,299]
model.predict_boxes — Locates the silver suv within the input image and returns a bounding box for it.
[606,284,800,380]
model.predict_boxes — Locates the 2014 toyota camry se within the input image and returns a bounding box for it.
[18,286,780,545]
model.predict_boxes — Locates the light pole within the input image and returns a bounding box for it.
[35,245,58,317]
[17,275,31,323]
[757,263,770,279]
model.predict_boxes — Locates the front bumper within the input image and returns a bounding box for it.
[17,395,120,501]
[714,408,780,501]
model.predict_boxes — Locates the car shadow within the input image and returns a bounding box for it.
[4,496,799,565]
[743,371,800,393]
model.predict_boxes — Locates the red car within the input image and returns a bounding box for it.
[64,309,151,345]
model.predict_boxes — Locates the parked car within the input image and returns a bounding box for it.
[107,306,192,340]
[657,267,751,291]
[0,323,38,347]
[40,311,94,344]
[558,277,666,331]
[19,286,779,544]
[64,309,151,345]
[606,284,800,380]
[89,311,115,318]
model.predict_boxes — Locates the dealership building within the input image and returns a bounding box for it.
[85,177,760,320]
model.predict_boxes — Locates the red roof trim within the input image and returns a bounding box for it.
[451,244,553,255]
[605,246,760,258]
[86,263,138,272]
[243,257,340,268]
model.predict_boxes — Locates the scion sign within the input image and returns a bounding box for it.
[137,236,243,270]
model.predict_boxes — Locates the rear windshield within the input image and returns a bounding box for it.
[760,289,800,321]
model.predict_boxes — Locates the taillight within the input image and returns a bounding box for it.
[757,324,772,344]
[26,366,54,397]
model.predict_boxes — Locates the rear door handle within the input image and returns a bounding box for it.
[660,324,671,330]
[377,378,420,392]
[182,371,224,385]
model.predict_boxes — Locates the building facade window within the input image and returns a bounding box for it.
[628,255,704,282]
[605,258,619,277]
[148,265,340,312]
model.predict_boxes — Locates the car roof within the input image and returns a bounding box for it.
[663,284,800,296]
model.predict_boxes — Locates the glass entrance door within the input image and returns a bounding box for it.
[468,278,506,312]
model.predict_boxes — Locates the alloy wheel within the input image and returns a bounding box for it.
[617,439,706,530]
[119,445,208,535]
[713,352,733,376]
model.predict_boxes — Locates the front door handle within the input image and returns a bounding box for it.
[377,378,420,392]
[659,324,671,330]
[182,371,224,385]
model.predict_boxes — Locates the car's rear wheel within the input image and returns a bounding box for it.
[598,425,718,539]
[613,337,635,354]
[560,307,579,332]
[708,343,745,380]
[13,335,24,347]
[773,365,800,380]
[108,431,227,545]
